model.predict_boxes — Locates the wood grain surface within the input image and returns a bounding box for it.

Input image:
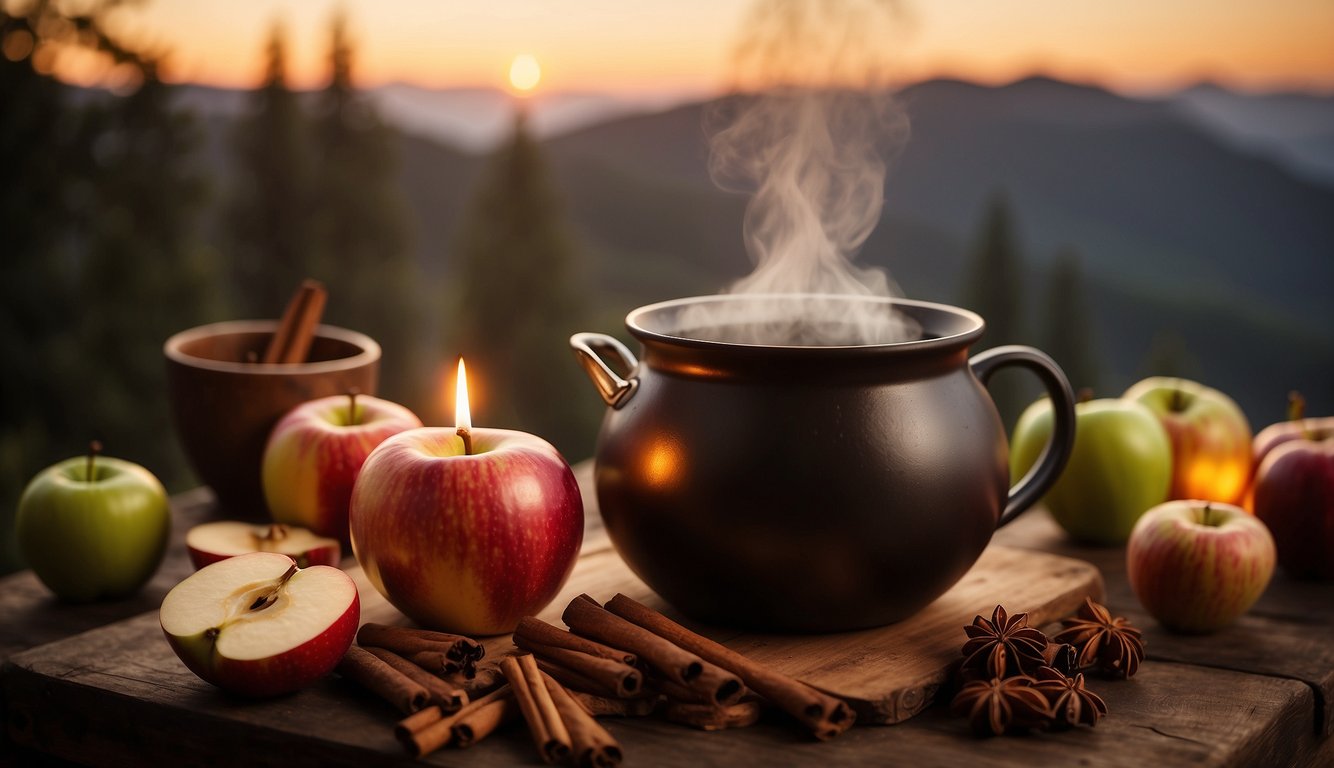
[3,462,1332,767]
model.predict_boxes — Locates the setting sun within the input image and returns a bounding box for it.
[509,54,541,93]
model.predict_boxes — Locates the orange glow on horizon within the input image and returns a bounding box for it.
[32,0,1334,95]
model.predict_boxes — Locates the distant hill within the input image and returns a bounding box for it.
[1168,81,1334,185]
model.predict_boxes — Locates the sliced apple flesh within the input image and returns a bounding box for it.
[186,521,341,569]
[160,552,359,696]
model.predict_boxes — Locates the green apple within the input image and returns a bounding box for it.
[16,443,171,601]
[1012,398,1173,544]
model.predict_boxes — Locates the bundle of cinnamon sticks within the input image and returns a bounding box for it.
[335,596,855,763]
[521,593,856,739]
[335,623,509,757]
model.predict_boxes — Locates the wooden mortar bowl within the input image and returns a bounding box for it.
[164,320,380,516]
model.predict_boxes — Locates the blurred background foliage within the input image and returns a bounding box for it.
[3,1,1332,575]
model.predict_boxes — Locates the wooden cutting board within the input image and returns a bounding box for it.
[359,539,1104,724]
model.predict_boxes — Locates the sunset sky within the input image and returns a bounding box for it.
[72,0,1334,95]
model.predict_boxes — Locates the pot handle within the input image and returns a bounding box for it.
[970,345,1076,528]
[570,332,639,408]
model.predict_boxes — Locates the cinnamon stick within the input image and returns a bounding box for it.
[519,641,643,698]
[603,593,855,740]
[336,645,429,715]
[408,649,476,677]
[443,661,505,698]
[541,671,624,767]
[451,692,519,748]
[536,658,621,700]
[664,699,764,731]
[568,690,658,718]
[502,654,572,764]
[396,685,512,758]
[563,594,744,706]
[262,279,327,364]
[365,646,467,712]
[357,623,484,662]
[515,616,638,666]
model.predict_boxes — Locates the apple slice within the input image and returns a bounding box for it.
[186,521,341,570]
[160,552,359,697]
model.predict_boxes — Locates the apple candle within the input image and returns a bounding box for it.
[455,359,475,456]
[348,357,584,635]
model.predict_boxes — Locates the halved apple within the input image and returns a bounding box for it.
[160,552,359,697]
[186,521,341,570]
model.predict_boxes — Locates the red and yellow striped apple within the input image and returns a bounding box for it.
[349,427,582,636]
[159,552,359,696]
[262,392,421,542]
[1126,500,1275,633]
[1124,377,1252,505]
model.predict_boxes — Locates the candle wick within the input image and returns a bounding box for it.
[457,426,473,456]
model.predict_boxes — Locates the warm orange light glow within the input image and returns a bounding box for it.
[455,358,472,432]
[509,53,541,92]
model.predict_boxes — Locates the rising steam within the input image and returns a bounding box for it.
[679,0,919,345]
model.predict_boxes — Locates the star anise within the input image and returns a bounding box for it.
[1032,666,1107,729]
[950,675,1055,737]
[960,605,1049,679]
[1053,598,1145,679]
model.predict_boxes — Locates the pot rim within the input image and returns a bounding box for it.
[625,294,985,353]
[164,320,381,375]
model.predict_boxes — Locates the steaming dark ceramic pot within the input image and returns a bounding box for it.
[571,294,1076,632]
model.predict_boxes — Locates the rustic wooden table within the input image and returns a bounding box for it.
[3,465,1332,767]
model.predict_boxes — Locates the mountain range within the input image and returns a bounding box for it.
[176,75,1334,424]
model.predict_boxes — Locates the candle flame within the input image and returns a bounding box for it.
[455,358,472,432]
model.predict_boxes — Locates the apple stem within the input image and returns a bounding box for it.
[348,387,361,426]
[1170,387,1186,413]
[86,440,102,482]
[1287,391,1305,423]
[1076,387,1094,404]
[457,426,473,456]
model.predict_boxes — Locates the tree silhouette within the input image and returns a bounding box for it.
[1,4,219,571]
[961,191,1031,429]
[447,113,598,459]
[226,22,319,317]
[309,12,424,409]
[1043,247,1099,394]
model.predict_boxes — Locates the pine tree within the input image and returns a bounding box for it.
[961,191,1030,429]
[309,13,424,409]
[1043,247,1099,394]
[1,6,220,571]
[227,22,319,317]
[447,113,598,459]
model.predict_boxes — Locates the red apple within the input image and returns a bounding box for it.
[186,521,341,570]
[1125,377,1252,505]
[1126,500,1275,633]
[160,552,359,697]
[349,427,583,635]
[262,392,422,542]
[1253,418,1334,579]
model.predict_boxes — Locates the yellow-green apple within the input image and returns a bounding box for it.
[1126,500,1275,633]
[159,551,359,697]
[1012,397,1172,544]
[262,392,422,542]
[1252,409,1334,579]
[349,427,583,635]
[186,521,341,570]
[1124,377,1252,505]
[16,442,170,602]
